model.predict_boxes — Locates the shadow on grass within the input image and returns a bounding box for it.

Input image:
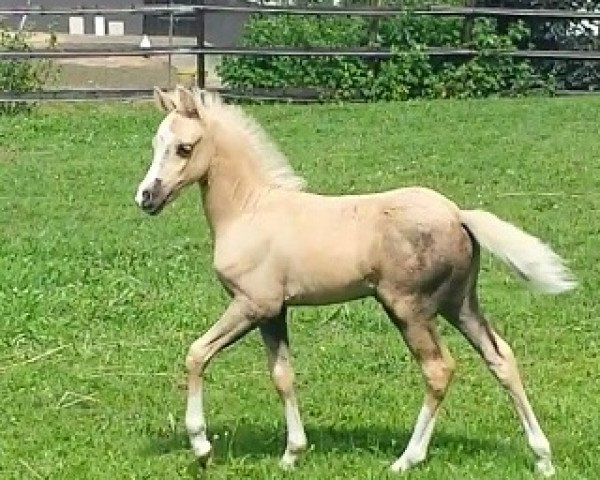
[142,421,508,463]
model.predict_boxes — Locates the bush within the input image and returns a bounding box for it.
[0,28,56,114]
[218,12,549,101]
[434,19,550,98]
[475,0,600,91]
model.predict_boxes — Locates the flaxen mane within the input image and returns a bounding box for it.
[192,88,306,191]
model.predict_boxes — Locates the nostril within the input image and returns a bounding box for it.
[141,189,153,208]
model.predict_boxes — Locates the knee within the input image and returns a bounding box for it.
[442,346,457,375]
[272,362,294,395]
[488,335,519,387]
[186,341,209,374]
[423,356,455,399]
[493,332,515,360]
[489,360,517,388]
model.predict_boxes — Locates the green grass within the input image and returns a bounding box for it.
[1,97,599,480]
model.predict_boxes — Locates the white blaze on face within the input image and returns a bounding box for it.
[135,116,176,207]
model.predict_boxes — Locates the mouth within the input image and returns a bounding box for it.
[138,177,185,216]
[141,189,176,216]
[145,202,165,216]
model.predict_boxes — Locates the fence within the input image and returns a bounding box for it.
[1,3,599,102]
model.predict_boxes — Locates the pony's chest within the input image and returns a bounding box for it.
[212,234,267,279]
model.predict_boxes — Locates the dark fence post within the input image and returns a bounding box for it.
[368,0,382,46]
[497,0,510,35]
[195,0,205,88]
[461,0,475,45]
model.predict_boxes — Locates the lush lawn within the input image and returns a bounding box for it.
[0,97,598,480]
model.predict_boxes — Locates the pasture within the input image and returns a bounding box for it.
[1,97,599,480]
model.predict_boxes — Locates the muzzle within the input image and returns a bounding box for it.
[137,179,167,215]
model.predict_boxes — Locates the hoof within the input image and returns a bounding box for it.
[191,438,212,467]
[279,451,298,471]
[390,453,425,473]
[279,457,296,471]
[535,458,556,477]
[390,459,410,474]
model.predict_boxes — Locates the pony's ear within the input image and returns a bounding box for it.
[153,87,176,113]
[174,85,198,117]
[191,87,216,120]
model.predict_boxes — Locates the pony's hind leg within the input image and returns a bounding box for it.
[379,292,456,473]
[259,309,307,469]
[444,290,555,477]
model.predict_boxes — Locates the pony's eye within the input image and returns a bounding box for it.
[176,144,193,158]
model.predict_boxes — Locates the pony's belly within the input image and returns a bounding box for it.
[283,280,374,306]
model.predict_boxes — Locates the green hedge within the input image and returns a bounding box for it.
[218,13,552,101]
[0,29,56,114]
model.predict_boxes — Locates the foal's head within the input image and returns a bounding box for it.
[135,86,213,215]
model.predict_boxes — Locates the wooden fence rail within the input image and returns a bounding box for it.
[0,5,599,19]
[1,45,599,61]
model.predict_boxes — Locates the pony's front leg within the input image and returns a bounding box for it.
[185,299,257,465]
[259,309,307,470]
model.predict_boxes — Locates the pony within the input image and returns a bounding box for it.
[134,85,575,476]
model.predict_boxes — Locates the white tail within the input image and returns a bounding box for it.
[460,209,576,294]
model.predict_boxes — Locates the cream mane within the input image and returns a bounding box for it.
[192,88,306,191]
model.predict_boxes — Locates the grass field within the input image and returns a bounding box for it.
[1,97,599,480]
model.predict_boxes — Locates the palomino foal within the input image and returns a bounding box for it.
[135,86,575,476]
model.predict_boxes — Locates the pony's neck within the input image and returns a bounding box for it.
[200,139,271,236]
